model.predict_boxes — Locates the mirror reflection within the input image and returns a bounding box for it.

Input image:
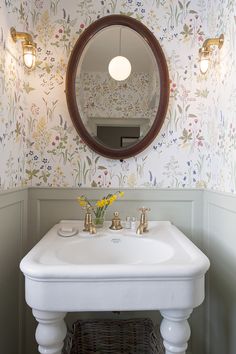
[75,25,160,149]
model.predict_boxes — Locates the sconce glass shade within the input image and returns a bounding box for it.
[200,57,209,74]
[108,56,131,81]
[199,48,210,74]
[22,42,36,69]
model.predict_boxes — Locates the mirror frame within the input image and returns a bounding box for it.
[66,15,169,159]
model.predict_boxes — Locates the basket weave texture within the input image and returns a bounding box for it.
[64,318,165,354]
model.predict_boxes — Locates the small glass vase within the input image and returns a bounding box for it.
[93,216,105,228]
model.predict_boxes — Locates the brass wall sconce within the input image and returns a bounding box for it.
[10,27,37,70]
[199,34,224,74]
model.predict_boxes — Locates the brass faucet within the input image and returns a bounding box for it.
[136,207,151,235]
[109,211,123,230]
[89,222,97,235]
[83,206,96,234]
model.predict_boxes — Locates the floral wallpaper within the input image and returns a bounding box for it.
[1,0,236,193]
[0,2,28,190]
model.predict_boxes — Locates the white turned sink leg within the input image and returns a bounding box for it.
[160,309,192,354]
[33,309,67,354]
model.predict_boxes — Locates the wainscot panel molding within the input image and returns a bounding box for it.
[28,187,204,244]
[5,187,231,354]
[203,190,236,354]
[0,188,28,354]
[26,187,204,354]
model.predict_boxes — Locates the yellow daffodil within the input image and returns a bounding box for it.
[108,194,117,205]
[77,196,88,207]
[77,196,86,201]
[77,191,124,219]
[104,199,110,205]
[96,200,101,208]
[96,199,106,208]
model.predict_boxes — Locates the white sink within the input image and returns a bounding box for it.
[42,231,174,265]
[20,221,210,354]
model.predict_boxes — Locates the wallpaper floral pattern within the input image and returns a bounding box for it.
[0,2,28,190]
[0,0,236,192]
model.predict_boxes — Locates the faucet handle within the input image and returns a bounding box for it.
[139,207,151,214]
[138,207,150,233]
[82,204,93,212]
[139,207,151,212]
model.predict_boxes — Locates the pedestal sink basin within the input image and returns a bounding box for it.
[55,234,174,265]
[20,220,210,354]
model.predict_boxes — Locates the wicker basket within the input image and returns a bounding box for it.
[63,318,164,354]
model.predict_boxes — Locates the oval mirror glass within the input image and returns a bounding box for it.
[66,15,169,159]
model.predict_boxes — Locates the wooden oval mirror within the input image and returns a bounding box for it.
[66,15,169,159]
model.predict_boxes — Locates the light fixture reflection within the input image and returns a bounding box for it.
[108,55,132,81]
[10,27,37,70]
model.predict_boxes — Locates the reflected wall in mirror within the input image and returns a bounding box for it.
[66,15,169,159]
[76,25,160,149]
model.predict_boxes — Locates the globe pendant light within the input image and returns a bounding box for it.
[108,55,131,81]
[108,28,131,81]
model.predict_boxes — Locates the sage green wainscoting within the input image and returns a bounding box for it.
[0,188,28,354]
[3,187,236,354]
[28,188,203,245]
[26,187,204,354]
[203,190,236,354]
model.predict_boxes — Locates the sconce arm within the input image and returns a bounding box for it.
[10,27,34,44]
[201,34,224,52]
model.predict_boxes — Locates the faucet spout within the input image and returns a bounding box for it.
[136,224,144,235]
[89,223,97,234]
